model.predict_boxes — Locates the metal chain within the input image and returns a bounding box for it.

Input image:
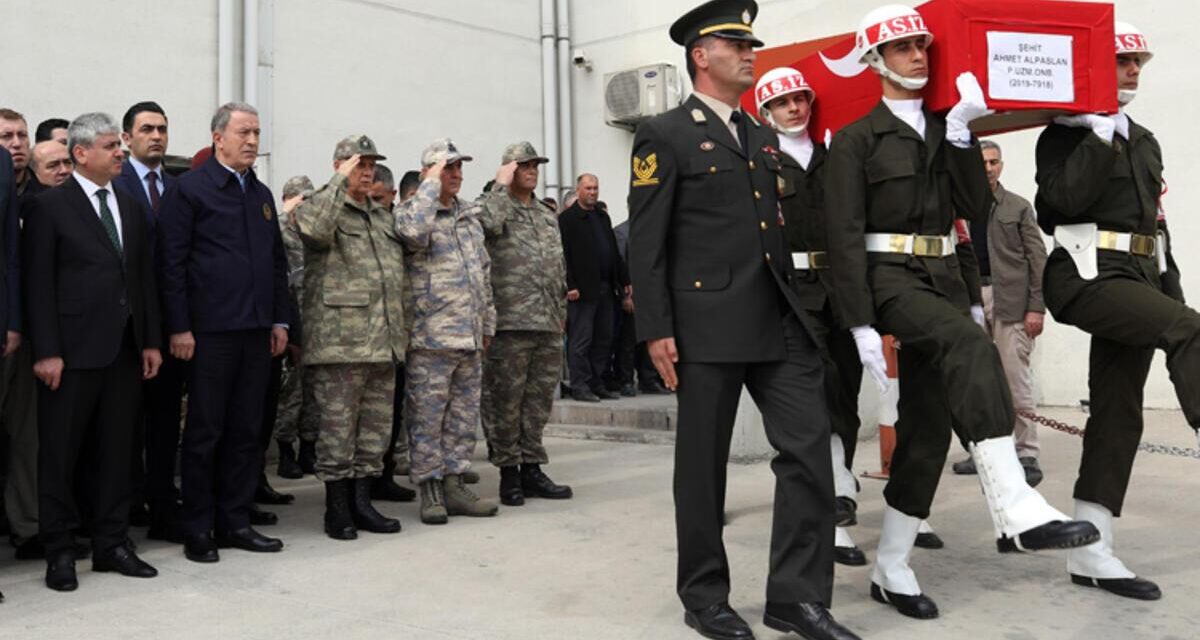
[1017,410,1200,459]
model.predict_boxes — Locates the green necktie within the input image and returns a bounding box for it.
[95,188,123,256]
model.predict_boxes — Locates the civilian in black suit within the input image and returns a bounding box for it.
[112,101,185,540]
[158,103,289,563]
[558,174,629,402]
[25,113,162,591]
[0,146,20,602]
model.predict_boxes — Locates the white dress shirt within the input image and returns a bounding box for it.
[128,156,165,203]
[73,170,123,247]
[693,92,743,147]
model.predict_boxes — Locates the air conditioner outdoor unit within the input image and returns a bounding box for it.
[603,63,683,130]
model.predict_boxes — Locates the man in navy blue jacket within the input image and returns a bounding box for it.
[112,100,182,540]
[157,102,289,563]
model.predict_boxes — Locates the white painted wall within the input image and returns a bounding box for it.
[3,0,1193,409]
[569,0,1197,410]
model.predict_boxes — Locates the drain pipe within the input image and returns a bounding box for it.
[555,0,573,194]
[540,0,560,203]
[218,0,236,105]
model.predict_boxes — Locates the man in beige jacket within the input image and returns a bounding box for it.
[954,139,1049,485]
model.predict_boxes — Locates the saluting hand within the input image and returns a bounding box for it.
[495,161,518,187]
[336,153,362,178]
[423,159,448,184]
[648,337,679,391]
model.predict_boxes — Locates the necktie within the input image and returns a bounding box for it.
[146,171,161,213]
[95,188,123,256]
[730,110,749,151]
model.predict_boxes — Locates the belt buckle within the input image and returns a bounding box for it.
[810,251,830,269]
[1096,230,1120,251]
[913,236,943,257]
[1130,234,1155,257]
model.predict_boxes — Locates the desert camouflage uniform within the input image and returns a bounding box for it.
[395,176,494,483]
[477,160,567,468]
[296,166,407,482]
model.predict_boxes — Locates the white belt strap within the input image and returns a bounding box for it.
[864,232,957,257]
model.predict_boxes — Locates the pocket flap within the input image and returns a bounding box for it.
[670,263,731,291]
[865,155,916,183]
[685,154,733,177]
[324,290,371,307]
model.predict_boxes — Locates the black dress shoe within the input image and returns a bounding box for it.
[835,497,857,526]
[215,527,283,553]
[1019,456,1044,487]
[569,388,601,402]
[520,464,573,499]
[997,520,1099,553]
[870,582,938,619]
[1071,574,1162,600]
[620,383,637,397]
[93,544,157,578]
[371,475,417,502]
[499,466,524,506]
[764,601,862,640]
[592,387,620,400]
[683,602,753,640]
[639,380,671,395]
[914,532,944,549]
[255,476,295,505]
[250,507,279,526]
[184,534,219,563]
[951,456,977,475]
[45,550,78,592]
[834,545,867,566]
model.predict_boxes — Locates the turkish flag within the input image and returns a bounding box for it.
[743,0,1118,138]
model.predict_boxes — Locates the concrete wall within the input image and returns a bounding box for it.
[568,0,1196,410]
[3,0,1193,410]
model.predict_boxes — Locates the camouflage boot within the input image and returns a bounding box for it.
[444,475,499,517]
[419,479,448,525]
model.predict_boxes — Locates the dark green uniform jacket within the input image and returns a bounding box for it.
[824,102,992,329]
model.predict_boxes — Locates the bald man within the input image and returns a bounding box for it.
[31,141,72,189]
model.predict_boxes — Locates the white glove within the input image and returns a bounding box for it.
[1053,114,1116,144]
[970,304,986,329]
[946,72,994,147]
[850,325,890,394]
[824,128,833,149]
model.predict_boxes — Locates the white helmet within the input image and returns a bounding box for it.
[856,4,934,91]
[1114,21,1152,105]
[755,67,816,136]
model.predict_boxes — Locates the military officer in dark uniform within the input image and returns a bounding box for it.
[1037,22,1198,602]
[824,3,1099,620]
[628,3,858,639]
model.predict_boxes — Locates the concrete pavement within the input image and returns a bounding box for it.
[1,406,1198,639]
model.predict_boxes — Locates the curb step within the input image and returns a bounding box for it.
[545,423,675,445]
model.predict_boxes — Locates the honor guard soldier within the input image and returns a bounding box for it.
[629,3,860,639]
[1037,22,1200,601]
[824,4,1100,620]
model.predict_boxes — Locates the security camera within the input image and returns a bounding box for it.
[573,49,593,71]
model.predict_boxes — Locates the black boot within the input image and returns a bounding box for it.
[255,473,294,505]
[324,479,357,540]
[371,457,416,502]
[298,439,317,475]
[276,440,303,479]
[499,465,524,506]
[351,478,401,533]
[520,463,573,499]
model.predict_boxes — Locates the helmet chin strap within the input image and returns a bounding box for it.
[864,50,928,91]
[1118,89,1137,106]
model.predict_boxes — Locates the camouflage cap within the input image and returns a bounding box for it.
[281,175,314,200]
[501,141,549,165]
[333,134,387,161]
[420,138,473,167]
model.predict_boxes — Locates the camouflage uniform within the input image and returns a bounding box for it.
[478,142,567,468]
[295,136,408,482]
[395,163,495,483]
[274,181,319,446]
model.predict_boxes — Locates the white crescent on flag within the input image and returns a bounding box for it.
[820,48,868,78]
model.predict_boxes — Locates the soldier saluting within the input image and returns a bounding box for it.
[628,2,859,639]
[824,3,1100,620]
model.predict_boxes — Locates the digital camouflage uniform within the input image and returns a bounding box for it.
[478,144,567,468]
[395,175,494,483]
[296,143,408,483]
[274,190,319,446]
